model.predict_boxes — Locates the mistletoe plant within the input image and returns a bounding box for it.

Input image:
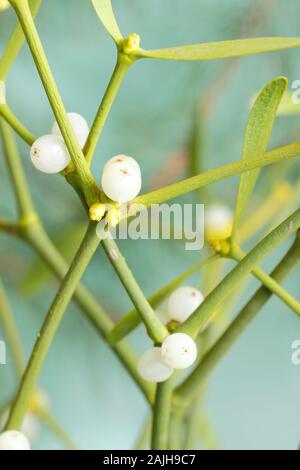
[0,0,299,450]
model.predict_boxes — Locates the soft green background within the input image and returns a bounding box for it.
[0,0,300,450]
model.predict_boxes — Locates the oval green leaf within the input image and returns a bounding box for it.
[138,38,300,61]
[91,0,123,45]
[231,76,288,243]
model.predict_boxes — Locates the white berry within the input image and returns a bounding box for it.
[167,286,204,323]
[137,347,174,382]
[52,112,90,148]
[30,135,70,174]
[0,430,31,450]
[161,333,197,369]
[103,154,141,175]
[101,156,141,203]
[205,204,233,240]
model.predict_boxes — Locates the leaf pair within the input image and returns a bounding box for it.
[92,1,300,60]
[91,2,291,243]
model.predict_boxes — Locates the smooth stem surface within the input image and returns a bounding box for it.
[176,208,300,337]
[0,219,21,236]
[0,280,24,377]
[0,0,41,80]
[135,140,300,207]
[5,222,99,430]
[102,236,168,343]
[0,105,35,145]
[151,380,173,450]
[84,55,130,165]
[175,233,300,407]
[12,0,99,206]
[232,245,300,317]
[0,118,35,221]
[24,223,153,403]
[107,255,218,344]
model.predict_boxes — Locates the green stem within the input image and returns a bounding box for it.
[135,140,300,207]
[174,232,300,407]
[0,0,42,80]
[0,219,22,236]
[0,105,35,145]
[1,112,153,403]
[102,236,168,344]
[0,118,36,221]
[231,245,300,317]
[107,255,218,345]
[5,222,100,430]
[24,223,154,402]
[36,408,78,450]
[151,379,173,450]
[84,54,131,165]
[176,208,300,338]
[0,280,24,377]
[10,0,99,206]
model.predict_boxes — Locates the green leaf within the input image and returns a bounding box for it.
[91,0,123,45]
[231,77,288,242]
[0,0,42,81]
[138,38,300,61]
[250,88,300,116]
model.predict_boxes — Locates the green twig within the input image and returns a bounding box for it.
[0,219,22,236]
[0,280,24,377]
[24,223,154,403]
[107,255,218,345]
[0,113,153,403]
[151,379,173,450]
[0,118,36,221]
[135,140,300,207]
[175,208,300,340]
[174,231,300,407]
[231,244,300,317]
[84,54,131,165]
[10,0,99,206]
[5,222,100,430]
[0,105,35,145]
[102,236,168,344]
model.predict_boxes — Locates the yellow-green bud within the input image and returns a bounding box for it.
[122,33,141,55]
[89,203,106,222]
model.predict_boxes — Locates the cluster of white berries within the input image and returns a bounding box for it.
[30,112,89,174]
[138,286,204,382]
[101,154,141,203]
[0,431,31,450]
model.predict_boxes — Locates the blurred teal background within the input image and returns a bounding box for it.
[0,0,300,450]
